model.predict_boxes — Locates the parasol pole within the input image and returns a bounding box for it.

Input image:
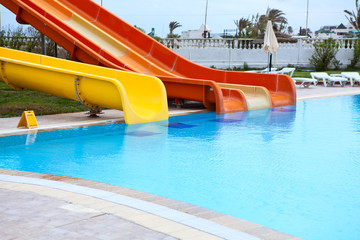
[204,0,208,38]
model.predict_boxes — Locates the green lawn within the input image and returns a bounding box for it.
[292,70,350,78]
[0,82,88,118]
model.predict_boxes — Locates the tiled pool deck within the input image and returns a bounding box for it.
[0,170,293,240]
[1,85,360,240]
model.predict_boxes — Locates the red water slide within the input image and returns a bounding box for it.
[1,0,296,114]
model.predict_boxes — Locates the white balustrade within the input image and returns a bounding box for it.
[1,36,357,68]
[166,38,358,68]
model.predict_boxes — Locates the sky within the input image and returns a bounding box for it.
[0,0,356,37]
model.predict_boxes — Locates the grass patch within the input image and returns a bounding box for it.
[0,82,89,118]
[292,70,360,78]
[292,71,312,78]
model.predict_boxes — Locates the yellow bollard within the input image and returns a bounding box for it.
[17,111,38,129]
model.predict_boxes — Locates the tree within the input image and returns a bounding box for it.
[299,28,312,36]
[234,18,250,37]
[345,0,360,32]
[245,14,262,38]
[134,25,146,33]
[287,26,293,34]
[345,1,360,67]
[265,7,288,32]
[168,21,182,38]
[26,27,41,53]
[234,8,288,39]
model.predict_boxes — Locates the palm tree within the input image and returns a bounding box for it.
[246,14,262,38]
[299,28,311,36]
[258,14,268,34]
[345,0,360,32]
[168,21,182,38]
[287,26,293,34]
[264,7,288,32]
[234,18,250,37]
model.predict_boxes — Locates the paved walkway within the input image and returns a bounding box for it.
[0,104,208,136]
[0,170,299,240]
[296,84,360,101]
[0,186,176,240]
[1,84,360,240]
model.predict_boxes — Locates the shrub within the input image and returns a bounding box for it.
[233,66,242,71]
[243,61,249,70]
[349,38,360,67]
[7,26,26,50]
[25,27,41,53]
[309,38,339,71]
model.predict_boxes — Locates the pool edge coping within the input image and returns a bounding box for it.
[0,109,209,137]
[0,172,258,240]
[0,169,302,240]
[296,89,360,101]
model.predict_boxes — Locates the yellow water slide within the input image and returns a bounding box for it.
[0,47,168,124]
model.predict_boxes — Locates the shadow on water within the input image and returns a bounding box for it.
[164,105,296,141]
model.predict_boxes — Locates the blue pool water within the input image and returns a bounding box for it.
[1,96,360,240]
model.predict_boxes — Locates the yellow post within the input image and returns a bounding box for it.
[17,111,38,129]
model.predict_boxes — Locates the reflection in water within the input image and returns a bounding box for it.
[166,106,296,142]
[218,105,297,142]
[267,105,297,127]
[25,131,38,145]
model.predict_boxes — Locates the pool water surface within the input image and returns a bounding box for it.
[1,95,360,240]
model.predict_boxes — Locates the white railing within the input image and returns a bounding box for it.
[300,38,358,49]
[1,36,356,68]
[166,38,358,68]
[162,38,264,49]
[162,38,358,50]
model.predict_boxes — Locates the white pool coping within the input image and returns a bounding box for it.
[0,109,208,137]
[0,174,260,240]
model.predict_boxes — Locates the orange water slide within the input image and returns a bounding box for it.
[1,0,296,113]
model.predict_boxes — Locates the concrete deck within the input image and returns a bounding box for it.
[296,83,360,101]
[0,170,300,240]
[1,84,360,240]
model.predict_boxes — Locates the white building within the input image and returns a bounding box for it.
[181,24,211,39]
[315,23,359,38]
[343,23,359,36]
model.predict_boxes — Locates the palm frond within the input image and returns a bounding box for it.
[345,2,360,32]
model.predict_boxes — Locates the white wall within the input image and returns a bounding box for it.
[162,38,355,69]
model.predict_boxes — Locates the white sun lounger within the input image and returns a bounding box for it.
[245,67,278,73]
[310,72,348,87]
[260,67,278,73]
[292,77,318,88]
[278,67,296,77]
[271,67,296,77]
[339,72,360,86]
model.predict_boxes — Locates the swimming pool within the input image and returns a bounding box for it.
[1,95,360,240]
